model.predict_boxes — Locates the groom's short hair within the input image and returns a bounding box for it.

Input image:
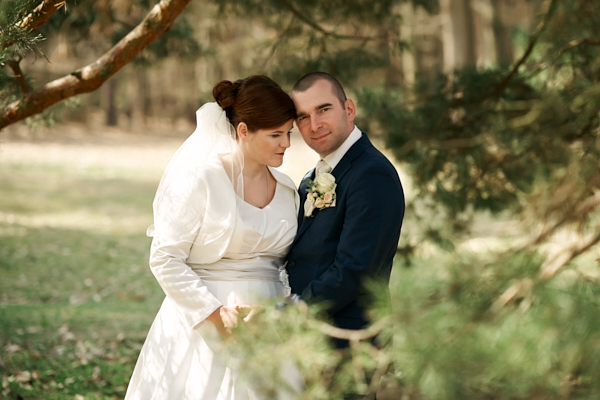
[292,72,347,108]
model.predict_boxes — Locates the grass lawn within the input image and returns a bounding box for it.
[0,154,165,399]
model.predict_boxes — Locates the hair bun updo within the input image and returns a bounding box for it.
[213,80,242,120]
[212,75,296,134]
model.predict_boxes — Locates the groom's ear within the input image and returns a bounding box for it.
[345,99,356,123]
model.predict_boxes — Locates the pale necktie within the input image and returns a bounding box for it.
[315,159,331,177]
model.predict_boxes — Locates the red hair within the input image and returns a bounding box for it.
[213,75,295,132]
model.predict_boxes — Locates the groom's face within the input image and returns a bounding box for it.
[292,79,355,158]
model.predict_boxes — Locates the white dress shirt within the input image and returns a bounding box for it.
[321,125,362,171]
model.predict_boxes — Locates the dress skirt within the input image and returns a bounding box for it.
[125,280,295,400]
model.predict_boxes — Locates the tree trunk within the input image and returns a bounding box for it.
[103,78,118,126]
[129,69,150,127]
[399,2,416,86]
[440,0,476,70]
[490,0,514,67]
[473,0,497,67]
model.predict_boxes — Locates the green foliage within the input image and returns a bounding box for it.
[271,45,389,89]
[228,302,342,399]
[357,68,600,215]
[218,0,401,26]
[350,0,600,256]
[134,16,207,66]
[216,0,419,90]
[383,253,600,399]
[222,252,600,400]
[411,0,439,14]
[0,0,47,108]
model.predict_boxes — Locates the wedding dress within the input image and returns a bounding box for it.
[125,154,300,399]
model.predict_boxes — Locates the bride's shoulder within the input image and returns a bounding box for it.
[269,168,296,190]
[269,168,300,211]
[197,153,228,179]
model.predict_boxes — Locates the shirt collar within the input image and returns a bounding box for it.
[323,126,362,171]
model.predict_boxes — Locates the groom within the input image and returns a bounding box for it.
[286,72,405,348]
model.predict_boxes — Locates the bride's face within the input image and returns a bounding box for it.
[238,119,294,168]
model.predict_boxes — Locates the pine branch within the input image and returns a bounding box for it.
[364,343,391,396]
[528,191,600,248]
[574,268,600,286]
[0,0,192,130]
[394,132,489,157]
[491,222,600,313]
[349,338,368,391]
[539,226,600,280]
[493,0,558,97]
[1,0,64,51]
[278,0,380,41]
[554,38,600,60]
[310,315,390,341]
[491,191,600,313]
[491,279,533,313]
[5,60,31,94]
[565,38,600,48]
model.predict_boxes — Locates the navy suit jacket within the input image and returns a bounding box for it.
[286,133,404,344]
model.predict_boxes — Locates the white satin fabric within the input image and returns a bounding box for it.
[125,157,300,400]
[151,103,244,252]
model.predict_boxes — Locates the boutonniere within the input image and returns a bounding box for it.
[304,172,336,218]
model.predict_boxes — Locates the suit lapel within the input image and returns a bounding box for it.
[292,134,372,246]
[294,210,316,245]
[329,133,371,183]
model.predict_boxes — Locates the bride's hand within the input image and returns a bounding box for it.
[235,304,265,322]
[206,306,239,337]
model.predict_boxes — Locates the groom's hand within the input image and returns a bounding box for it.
[275,294,308,314]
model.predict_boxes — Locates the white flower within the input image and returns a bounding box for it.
[304,173,336,218]
[304,196,316,217]
[315,172,336,193]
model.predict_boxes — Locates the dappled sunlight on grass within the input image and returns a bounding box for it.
[0,210,151,235]
[0,302,159,399]
[0,163,158,234]
[0,135,169,399]
[0,137,179,181]
[0,223,160,306]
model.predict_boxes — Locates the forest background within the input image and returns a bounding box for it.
[1,0,600,399]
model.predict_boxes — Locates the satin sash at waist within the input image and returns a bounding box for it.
[189,254,285,282]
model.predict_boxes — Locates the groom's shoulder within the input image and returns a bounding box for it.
[354,134,399,176]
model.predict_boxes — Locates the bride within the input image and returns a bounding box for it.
[125,75,300,399]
